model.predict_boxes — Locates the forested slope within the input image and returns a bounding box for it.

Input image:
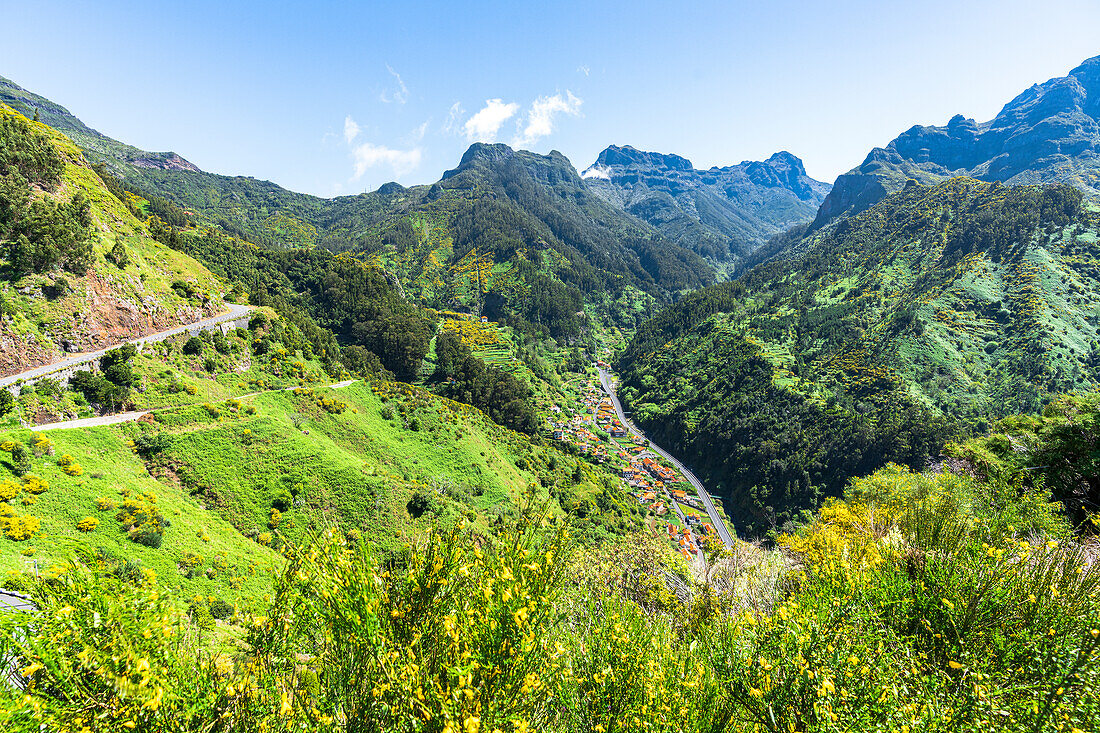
[0,103,224,374]
[619,178,1100,534]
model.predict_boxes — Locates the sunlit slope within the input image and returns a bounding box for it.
[0,104,224,374]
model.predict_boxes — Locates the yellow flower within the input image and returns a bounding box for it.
[464,716,481,733]
[948,661,963,670]
[20,662,43,677]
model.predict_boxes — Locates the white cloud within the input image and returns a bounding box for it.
[344,115,361,144]
[580,164,610,180]
[464,99,519,142]
[350,142,423,180]
[407,119,430,143]
[578,64,590,77]
[380,64,409,104]
[514,91,582,148]
[441,102,464,136]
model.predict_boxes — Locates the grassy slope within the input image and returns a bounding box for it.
[0,104,224,372]
[154,381,545,546]
[0,425,281,604]
[1,369,640,604]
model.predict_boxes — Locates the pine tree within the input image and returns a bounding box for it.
[32,107,39,122]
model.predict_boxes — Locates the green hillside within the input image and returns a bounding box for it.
[0,76,715,345]
[3,393,1099,733]
[618,178,1100,534]
[1,359,647,606]
[0,104,224,374]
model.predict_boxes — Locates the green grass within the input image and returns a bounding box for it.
[1,371,635,604]
[153,381,545,548]
[0,425,280,606]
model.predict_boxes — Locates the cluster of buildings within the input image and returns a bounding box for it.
[548,419,612,463]
[549,378,717,559]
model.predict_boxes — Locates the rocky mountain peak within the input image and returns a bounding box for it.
[812,54,1100,230]
[594,145,694,172]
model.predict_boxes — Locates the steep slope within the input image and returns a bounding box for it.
[584,145,830,273]
[0,319,649,600]
[618,178,1100,535]
[814,55,1100,228]
[1,75,714,337]
[0,103,224,375]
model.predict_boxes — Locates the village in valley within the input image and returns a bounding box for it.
[547,367,721,559]
[432,310,727,559]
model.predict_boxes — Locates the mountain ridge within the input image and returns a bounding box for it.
[813,54,1100,229]
[583,144,830,274]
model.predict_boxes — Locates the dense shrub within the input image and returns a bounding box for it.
[115,492,169,549]
[208,598,233,620]
[132,432,172,457]
[182,336,204,355]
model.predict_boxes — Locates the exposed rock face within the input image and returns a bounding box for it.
[814,55,1100,229]
[582,145,830,270]
[0,74,202,175]
[130,153,200,172]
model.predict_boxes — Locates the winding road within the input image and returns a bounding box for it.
[0,303,254,390]
[598,368,735,548]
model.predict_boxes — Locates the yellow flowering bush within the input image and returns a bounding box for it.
[76,516,98,532]
[22,474,48,494]
[779,498,895,571]
[0,478,19,502]
[58,454,83,476]
[2,514,40,540]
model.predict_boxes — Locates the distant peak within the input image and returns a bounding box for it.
[458,142,516,167]
[376,181,405,195]
[1070,54,1100,78]
[763,151,807,173]
[441,142,517,180]
[594,144,694,171]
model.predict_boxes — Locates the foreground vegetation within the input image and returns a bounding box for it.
[2,393,1099,731]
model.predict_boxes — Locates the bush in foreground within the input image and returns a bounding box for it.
[1,462,1099,731]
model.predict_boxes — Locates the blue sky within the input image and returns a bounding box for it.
[3,0,1099,197]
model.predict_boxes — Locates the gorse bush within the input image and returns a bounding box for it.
[115,492,169,548]
[2,460,1100,732]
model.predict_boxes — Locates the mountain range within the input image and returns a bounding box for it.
[584,145,830,274]
[0,74,829,280]
[6,56,1100,539]
[813,55,1100,229]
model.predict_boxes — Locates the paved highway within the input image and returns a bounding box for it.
[598,368,735,548]
[0,303,253,389]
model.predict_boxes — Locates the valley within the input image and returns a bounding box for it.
[1,40,1100,733]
